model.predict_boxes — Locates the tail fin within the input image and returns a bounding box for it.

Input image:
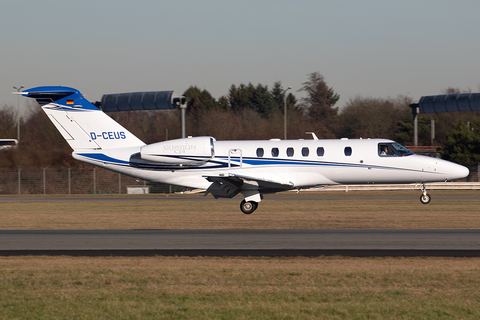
[20,86,144,151]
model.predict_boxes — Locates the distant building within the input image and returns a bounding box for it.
[0,139,18,150]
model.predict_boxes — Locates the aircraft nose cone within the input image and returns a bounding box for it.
[451,163,469,180]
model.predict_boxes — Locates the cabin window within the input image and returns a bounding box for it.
[271,147,279,157]
[302,147,309,157]
[316,147,324,157]
[344,147,352,156]
[287,147,294,157]
[256,148,264,157]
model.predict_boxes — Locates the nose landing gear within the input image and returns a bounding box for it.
[420,183,431,204]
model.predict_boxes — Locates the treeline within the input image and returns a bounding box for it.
[1,72,479,168]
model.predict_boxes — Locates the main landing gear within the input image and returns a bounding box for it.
[240,199,258,214]
[419,183,431,204]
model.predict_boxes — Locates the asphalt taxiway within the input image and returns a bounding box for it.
[1,229,479,257]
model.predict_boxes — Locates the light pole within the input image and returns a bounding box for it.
[283,86,292,140]
[13,85,24,142]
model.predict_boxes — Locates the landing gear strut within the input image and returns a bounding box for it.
[420,183,431,204]
[240,199,258,214]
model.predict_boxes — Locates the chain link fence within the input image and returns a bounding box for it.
[0,164,478,195]
[0,167,182,195]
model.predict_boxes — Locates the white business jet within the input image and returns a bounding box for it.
[17,86,469,214]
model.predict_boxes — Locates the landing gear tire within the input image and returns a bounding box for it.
[420,193,431,204]
[240,200,258,214]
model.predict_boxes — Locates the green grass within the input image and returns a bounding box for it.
[1,256,480,319]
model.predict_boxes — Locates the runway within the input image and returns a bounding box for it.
[1,229,479,257]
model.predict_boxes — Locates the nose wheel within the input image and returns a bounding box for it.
[420,183,431,204]
[240,199,258,214]
[420,193,431,204]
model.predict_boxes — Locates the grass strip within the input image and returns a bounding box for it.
[1,256,479,319]
[0,191,479,229]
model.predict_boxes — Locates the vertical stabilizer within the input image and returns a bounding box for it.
[20,86,145,151]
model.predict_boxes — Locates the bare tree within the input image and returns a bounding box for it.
[0,104,17,139]
[297,72,339,136]
[339,96,409,139]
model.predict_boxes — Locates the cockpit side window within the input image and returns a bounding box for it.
[378,143,414,157]
[379,144,395,156]
[391,143,414,156]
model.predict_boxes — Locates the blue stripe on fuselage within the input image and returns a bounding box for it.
[75,153,427,174]
[76,153,129,165]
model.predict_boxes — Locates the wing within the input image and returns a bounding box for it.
[204,173,294,199]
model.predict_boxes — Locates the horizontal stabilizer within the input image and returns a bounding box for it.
[17,86,81,106]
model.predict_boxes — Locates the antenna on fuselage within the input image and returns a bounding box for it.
[306,132,318,140]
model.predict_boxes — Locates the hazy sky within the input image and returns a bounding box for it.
[2,0,480,113]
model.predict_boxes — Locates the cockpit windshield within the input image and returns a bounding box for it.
[378,142,414,157]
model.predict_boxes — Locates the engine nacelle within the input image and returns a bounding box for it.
[139,136,215,166]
